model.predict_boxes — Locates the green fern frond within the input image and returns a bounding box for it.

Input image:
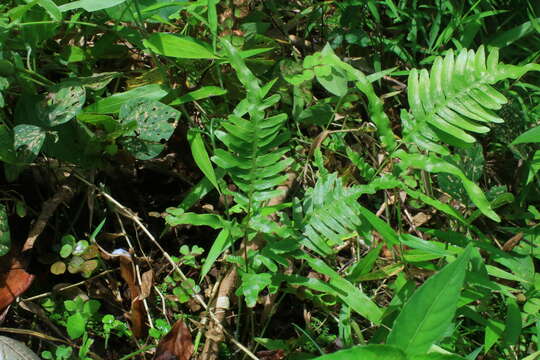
[299,173,364,256]
[405,45,540,153]
[211,41,292,207]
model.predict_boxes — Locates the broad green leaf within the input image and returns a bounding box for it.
[37,0,61,20]
[84,84,168,114]
[0,336,40,360]
[297,103,333,126]
[0,204,10,256]
[13,124,46,160]
[358,205,399,246]
[188,129,220,192]
[200,227,231,281]
[484,319,505,353]
[66,312,86,339]
[42,121,100,167]
[143,33,217,59]
[0,125,18,164]
[165,211,225,229]
[207,0,218,41]
[117,99,180,159]
[503,297,522,346]
[59,0,127,12]
[74,72,120,91]
[315,65,349,97]
[511,125,540,145]
[39,83,86,127]
[397,151,499,222]
[387,246,472,355]
[488,18,540,47]
[414,354,466,360]
[169,86,227,105]
[300,254,382,323]
[236,272,272,307]
[312,344,407,360]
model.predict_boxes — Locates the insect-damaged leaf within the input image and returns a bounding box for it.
[118,99,180,160]
[13,124,46,161]
[153,319,194,360]
[38,82,86,127]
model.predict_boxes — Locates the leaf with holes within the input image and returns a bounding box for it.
[39,82,86,127]
[118,99,180,160]
[74,72,120,91]
[0,204,10,257]
[13,124,47,162]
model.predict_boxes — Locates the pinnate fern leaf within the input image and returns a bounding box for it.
[211,41,292,205]
[405,46,540,153]
[299,173,364,256]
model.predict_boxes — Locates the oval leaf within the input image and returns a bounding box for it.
[143,34,217,59]
[386,246,473,355]
[187,129,220,192]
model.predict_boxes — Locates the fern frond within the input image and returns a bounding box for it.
[299,173,365,256]
[211,41,292,207]
[405,46,540,153]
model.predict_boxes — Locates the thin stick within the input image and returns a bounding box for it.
[23,179,77,251]
[73,173,259,360]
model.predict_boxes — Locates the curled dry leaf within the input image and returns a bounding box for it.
[140,269,154,300]
[153,319,194,360]
[256,349,286,360]
[118,254,148,339]
[100,247,148,338]
[0,248,35,312]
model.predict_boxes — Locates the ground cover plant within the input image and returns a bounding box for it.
[0,0,539,359]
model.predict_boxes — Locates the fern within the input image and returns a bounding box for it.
[211,41,293,209]
[298,173,366,256]
[405,46,540,154]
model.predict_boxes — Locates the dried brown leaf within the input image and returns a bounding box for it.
[118,254,148,338]
[0,248,35,312]
[153,319,194,360]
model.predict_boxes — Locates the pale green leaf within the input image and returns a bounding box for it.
[200,228,231,281]
[143,33,217,59]
[511,125,540,145]
[188,129,220,192]
[59,0,127,12]
[84,85,168,114]
[169,86,227,105]
[312,344,406,360]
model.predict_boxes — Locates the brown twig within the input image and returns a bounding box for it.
[22,178,78,252]
[201,173,297,360]
[72,173,259,360]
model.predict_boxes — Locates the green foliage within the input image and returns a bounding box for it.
[0,203,10,256]
[0,1,539,359]
[405,46,540,153]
